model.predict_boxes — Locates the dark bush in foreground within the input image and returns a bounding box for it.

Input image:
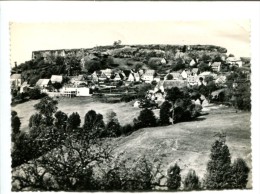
[167,163,181,190]
[230,158,250,189]
[184,169,200,190]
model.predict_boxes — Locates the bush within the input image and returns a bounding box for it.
[230,158,250,189]
[167,163,181,190]
[67,112,81,130]
[104,111,121,137]
[54,110,68,130]
[184,169,200,190]
[120,124,134,136]
[28,88,43,99]
[159,101,172,125]
[135,108,157,129]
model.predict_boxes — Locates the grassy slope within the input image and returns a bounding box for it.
[112,107,252,188]
[12,99,252,188]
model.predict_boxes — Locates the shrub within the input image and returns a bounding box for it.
[230,158,250,189]
[159,101,172,125]
[11,113,21,135]
[67,112,81,130]
[28,88,42,99]
[54,110,68,130]
[136,108,157,128]
[120,124,134,135]
[167,163,181,190]
[205,134,232,189]
[184,169,200,190]
[104,111,121,137]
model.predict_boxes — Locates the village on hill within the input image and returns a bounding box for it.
[10,44,250,110]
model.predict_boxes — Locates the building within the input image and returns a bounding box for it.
[20,81,30,93]
[141,70,156,83]
[35,79,51,92]
[187,76,199,86]
[211,62,222,72]
[10,74,22,89]
[226,57,243,67]
[61,85,92,97]
[50,75,63,83]
[70,75,85,86]
[101,68,113,78]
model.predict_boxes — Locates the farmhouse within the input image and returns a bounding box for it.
[142,70,156,83]
[50,75,63,84]
[35,79,51,92]
[10,74,22,89]
[226,57,243,67]
[211,62,222,72]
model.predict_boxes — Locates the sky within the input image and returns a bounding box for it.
[10,20,250,66]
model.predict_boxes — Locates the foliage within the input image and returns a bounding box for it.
[198,62,212,72]
[166,73,173,80]
[104,111,121,137]
[171,58,185,71]
[230,158,250,189]
[136,83,153,97]
[11,111,21,135]
[34,96,58,126]
[184,169,200,190]
[159,101,172,125]
[135,108,157,129]
[54,111,68,130]
[67,112,81,130]
[29,113,43,128]
[205,134,232,189]
[167,163,181,190]
[28,88,43,100]
[83,110,105,138]
[120,124,134,136]
[52,82,63,91]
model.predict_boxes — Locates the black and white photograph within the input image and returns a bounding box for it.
[1,2,260,194]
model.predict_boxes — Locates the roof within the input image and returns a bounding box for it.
[168,72,182,79]
[199,71,211,76]
[71,75,84,81]
[143,69,156,76]
[10,74,21,79]
[51,75,63,83]
[36,79,50,86]
[226,57,241,62]
[211,62,221,67]
[156,80,187,90]
[192,68,199,74]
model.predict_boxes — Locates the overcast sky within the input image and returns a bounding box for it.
[10,20,250,66]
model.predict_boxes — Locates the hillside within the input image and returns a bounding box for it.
[13,44,229,86]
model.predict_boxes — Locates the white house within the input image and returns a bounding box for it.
[226,57,243,67]
[101,68,112,78]
[134,73,140,82]
[10,74,22,89]
[189,59,198,67]
[211,62,222,72]
[142,70,156,83]
[127,73,135,82]
[50,75,63,83]
[61,86,91,97]
[35,79,51,92]
[20,81,30,93]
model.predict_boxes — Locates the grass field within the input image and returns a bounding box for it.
[12,97,252,188]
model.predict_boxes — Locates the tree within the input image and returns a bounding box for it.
[184,169,200,190]
[230,158,250,189]
[52,82,63,91]
[167,163,181,190]
[83,110,105,138]
[198,62,212,73]
[54,111,68,130]
[159,101,172,125]
[165,87,184,103]
[11,111,21,134]
[67,112,81,130]
[29,113,43,128]
[28,88,42,99]
[105,111,121,137]
[166,74,173,80]
[113,40,122,47]
[136,108,157,128]
[205,133,232,189]
[34,96,58,126]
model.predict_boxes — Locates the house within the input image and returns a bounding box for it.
[61,85,92,97]
[98,72,108,82]
[164,72,183,80]
[70,75,85,86]
[181,70,192,79]
[161,58,167,65]
[191,68,199,76]
[215,75,227,85]
[10,74,22,89]
[112,73,122,81]
[20,81,30,93]
[101,68,113,78]
[154,80,187,93]
[187,76,199,86]
[35,79,51,92]
[226,57,243,67]
[189,59,198,67]
[142,70,156,83]
[50,75,63,83]
[134,73,140,82]
[211,62,222,72]
[127,73,135,82]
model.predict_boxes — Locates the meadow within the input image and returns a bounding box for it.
[11,97,252,188]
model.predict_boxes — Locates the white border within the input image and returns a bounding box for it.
[1,2,260,194]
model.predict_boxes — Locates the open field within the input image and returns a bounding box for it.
[12,98,251,188]
[11,97,145,132]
